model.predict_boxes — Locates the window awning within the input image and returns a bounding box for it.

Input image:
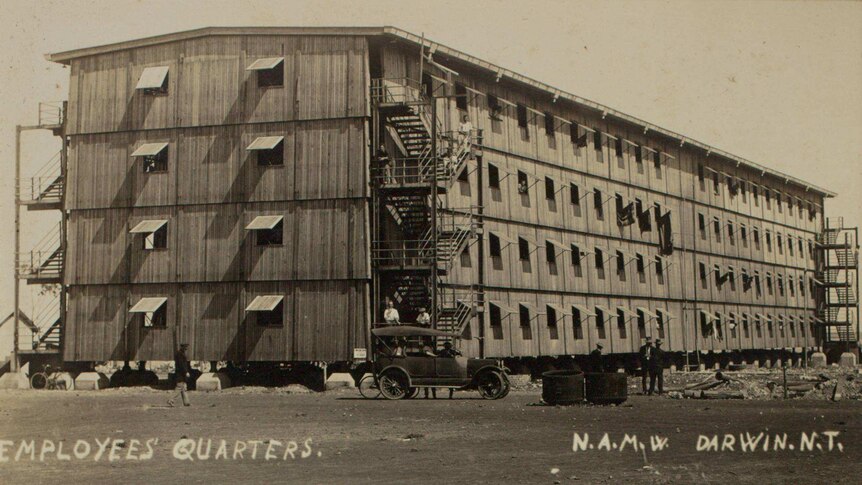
[129,297,167,313]
[546,239,568,250]
[135,66,169,90]
[131,142,169,157]
[246,136,284,151]
[657,309,674,321]
[594,305,613,318]
[518,302,546,315]
[617,307,638,317]
[488,300,516,315]
[546,303,571,316]
[129,219,167,234]
[636,307,658,319]
[245,215,283,230]
[246,295,284,312]
[571,304,596,318]
[246,57,284,71]
[488,230,515,244]
[699,310,718,321]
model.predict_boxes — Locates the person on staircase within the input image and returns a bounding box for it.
[384,300,400,326]
[416,307,431,327]
[457,114,473,152]
[376,143,393,185]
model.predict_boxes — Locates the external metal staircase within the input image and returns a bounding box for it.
[17,223,64,284]
[816,218,859,345]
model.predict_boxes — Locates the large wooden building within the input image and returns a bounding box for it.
[36,27,855,368]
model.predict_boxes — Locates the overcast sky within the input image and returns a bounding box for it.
[0,0,859,329]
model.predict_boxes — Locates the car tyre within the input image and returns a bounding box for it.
[378,369,409,400]
[477,370,507,400]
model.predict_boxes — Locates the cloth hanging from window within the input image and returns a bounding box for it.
[616,202,635,226]
[637,205,652,232]
[658,211,674,255]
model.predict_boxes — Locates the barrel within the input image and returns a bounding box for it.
[584,372,628,405]
[542,370,585,405]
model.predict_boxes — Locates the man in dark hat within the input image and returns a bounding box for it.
[589,343,604,373]
[168,343,191,407]
[648,338,665,396]
[638,337,654,395]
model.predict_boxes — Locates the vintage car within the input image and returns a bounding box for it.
[365,325,510,400]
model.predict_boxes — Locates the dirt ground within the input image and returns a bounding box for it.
[0,382,859,485]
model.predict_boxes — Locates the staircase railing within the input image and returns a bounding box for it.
[371,78,425,105]
[30,295,61,349]
[372,239,436,268]
[38,101,65,127]
[19,151,63,203]
[17,222,63,278]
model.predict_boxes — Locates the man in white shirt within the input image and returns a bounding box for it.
[384,300,400,325]
[416,307,431,327]
[457,114,473,150]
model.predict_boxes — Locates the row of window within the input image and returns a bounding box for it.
[136,58,286,97]
[133,294,285,328]
[698,310,814,342]
[134,135,286,175]
[486,232,666,284]
[697,212,815,260]
[129,215,285,251]
[697,164,818,221]
[697,262,816,299]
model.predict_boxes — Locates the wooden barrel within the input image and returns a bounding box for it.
[584,372,628,405]
[542,370,585,405]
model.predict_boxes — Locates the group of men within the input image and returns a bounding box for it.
[588,337,665,395]
[383,300,431,327]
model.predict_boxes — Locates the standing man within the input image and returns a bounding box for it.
[588,343,604,373]
[384,300,400,325]
[649,339,665,396]
[376,144,393,185]
[168,343,191,407]
[457,114,473,151]
[638,337,654,395]
[416,307,431,327]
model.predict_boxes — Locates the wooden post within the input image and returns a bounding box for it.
[12,125,22,373]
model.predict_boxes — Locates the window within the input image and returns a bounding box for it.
[713,170,720,195]
[653,151,662,179]
[788,236,794,256]
[655,256,665,285]
[519,304,532,340]
[776,191,783,213]
[570,183,581,215]
[741,225,748,247]
[765,189,771,210]
[489,303,503,340]
[518,237,530,261]
[616,250,626,281]
[636,310,647,339]
[755,316,763,338]
[547,306,559,340]
[130,297,168,328]
[778,275,785,297]
[136,66,169,95]
[595,248,605,279]
[742,314,750,338]
[656,310,666,339]
[614,138,624,167]
[487,94,502,120]
[246,215,284,247]
[488,163,500,189]
[697,164,705,191]
[635,146,644,174]
[544,112,555,137]
[572,244,583,277]
[572,308,584,339]
[245,295,285,327]
[130,220,168,250]
[247,136,285,166]
[636,253,645,283]
[257,301,284,326]
[132,142,169,173]
[545,177,555,201]
[516,103,528,128]
[247,57,285,87]
[753,227,761,250]
[714,265,723,289]
[593,130,603,158]
[617,308,627,338]
[767,316,774,338]
[799,276,805,297]
[766,273,773,295]
[545,241,556,264]
[728,266,736,291]
[489,233,502,258]
[698,213,706,240]
[715,313,724,340]
[777,233,783,255]
[754,271,762,296]
[455,83,468,110]
[798,238,804,257]
[789,317,796,338]
[789,276,795,297]
[572,123,588,148]
[740,181,747,202]
[766,231,772,252]
[595,307,606,339]
[728,221,735,246]
[713,218,722,243]
[517,171,529,194]
[699,262,708,289]
[797,200,804,218]
[753,185,759,206]
[808,240,814,260]
[593,189,604,220]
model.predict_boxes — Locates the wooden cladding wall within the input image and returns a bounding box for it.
[66,35,369,135]
[63,280,368,362]
[65,199,369,286]
[65,118,367,210]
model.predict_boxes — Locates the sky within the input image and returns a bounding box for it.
[0,0,860,343]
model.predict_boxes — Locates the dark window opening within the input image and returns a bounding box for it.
[699,262,708,289]
[547,306,559,340]
[572,244,583,277]
[257,66,284,87]
[616,250,626,281]
[573,124,587,148]
[617,309,627,339]
[596,308,606,339]
[697,164,705,190]
[593,189,604,220]
[713,171,720,195]
[257,302,284,327]
[489,233,501,258]
[713,219,721,242]
[636,254,645,283]
[545,177,555,201]
[487,94,502,119]
[595,249,605,279]
[637,310,646,340]
[698,213,706,240]
[653,151,662,179]
[614,138,623,158]
[573,309,584,339]
[517,171,529,194]
[544,112,555,136]
[143,225,168,250]
[256,221,284,246]
[518,237,530,261]
[516,103,528,128]
[488,163,500,189]
[519,304,532,340]
[489,304,503,340]
[570,183,581,209]
[593,131,603,158]
[545,241,556,264]
[655,256,664,285]
[143,151,168,173]
[257,141,284,166]
[455,83,468,110]
[656,311,666,338]
[143,305,167,328]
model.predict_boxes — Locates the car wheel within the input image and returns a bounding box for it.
[477,370,506,400]
[498,373,511,399]
[378,370,409,400]
[358,375,381,399]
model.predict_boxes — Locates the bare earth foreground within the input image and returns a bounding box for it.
[0,387,859,484]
